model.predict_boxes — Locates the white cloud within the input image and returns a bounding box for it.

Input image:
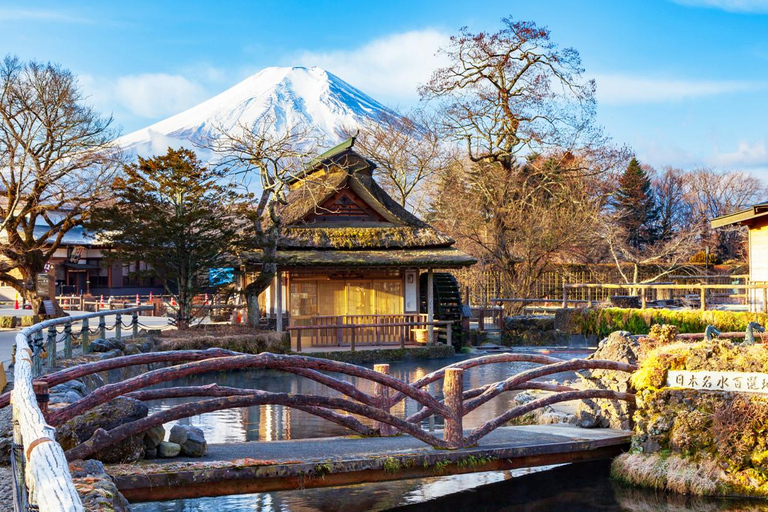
[291,29,450,104]
[0,8,93,23]
[113,74,207,118]
[594,73,761,104]
[671,0,768,12]
[710,140,768,168]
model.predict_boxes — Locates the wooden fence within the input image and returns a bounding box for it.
[561,282,768,311]
[10,306,152,512]
[287,314,453,350]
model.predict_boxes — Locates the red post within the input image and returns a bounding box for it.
[374,364,396,436]
[443,368,464,449]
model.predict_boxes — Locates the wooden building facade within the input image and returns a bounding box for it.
[245,138,476,348]
[712,203,768,311]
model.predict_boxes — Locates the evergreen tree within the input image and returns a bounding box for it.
[613,158,657,249]
[88,148,247,329]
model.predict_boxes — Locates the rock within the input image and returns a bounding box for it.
[169,424,207,457]
[575,331,638,430]
[49,390,83,404]
[92,348,124,360]
[123,344,141,355]
[158,441,181,458]
[143,425,165,450]
[0,407,13,464]
[56,396,148,463]
[144,447,157,459]
[51,380,87,397]
[69,459,105,478]
[90,338,125,353]
[139,341,154,353]
[70,459,131,512]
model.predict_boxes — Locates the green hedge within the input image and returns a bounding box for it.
[19,315,41,327]
[555,307,768,338]
[0,316,17,329]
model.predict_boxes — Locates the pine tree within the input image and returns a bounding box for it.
[88,148,247,329]
[613,158,657,249]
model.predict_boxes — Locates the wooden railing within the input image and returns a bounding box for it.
[469,306,505,331]
[9,306,153,512]
[561,282,768,311]
[287,315,453,351]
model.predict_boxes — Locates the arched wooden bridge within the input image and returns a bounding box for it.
[7,308,637,509]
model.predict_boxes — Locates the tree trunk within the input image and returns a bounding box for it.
[246,292,260,328]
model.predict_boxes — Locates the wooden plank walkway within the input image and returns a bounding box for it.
[108,425,630,502]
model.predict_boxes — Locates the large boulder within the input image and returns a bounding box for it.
[158,441,181,458]
[169,424,207,457]
[575,330,639,430]
[143,425,165,450]
[70,459,131,512]
[56,397,148,463]
[89,338,125,353]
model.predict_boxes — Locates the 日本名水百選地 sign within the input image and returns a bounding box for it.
[667,370,768,393]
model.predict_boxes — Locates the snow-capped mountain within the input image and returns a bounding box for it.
[118,66,398,158]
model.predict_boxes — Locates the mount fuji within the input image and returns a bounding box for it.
[117,66,399,158]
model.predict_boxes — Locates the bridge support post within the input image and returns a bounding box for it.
[64,321,72,359]
[33,381,49,419]
[443,368,464,449]
[47,325,57,368]
[374,364,396,436]
[99,315,106,340]
[427,268,434,344]
[82,317,90,353]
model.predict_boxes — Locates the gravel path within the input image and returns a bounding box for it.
[0,466,14,509]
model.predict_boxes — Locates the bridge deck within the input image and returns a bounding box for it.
[108,425,631,502]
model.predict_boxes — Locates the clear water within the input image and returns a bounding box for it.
[140,350,587,443]
[131,350,757,511]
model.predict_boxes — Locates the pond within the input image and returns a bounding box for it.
[133,459,768,512]
[130,349,759,511]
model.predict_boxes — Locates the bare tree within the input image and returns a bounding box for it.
[351,110,455,215]
[420,17,601,171]
[684,168,768,261]
[0,56,119,313]
[211,114,317,326]
[431,152,606,302]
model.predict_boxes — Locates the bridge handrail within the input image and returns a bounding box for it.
[10,306,153,512]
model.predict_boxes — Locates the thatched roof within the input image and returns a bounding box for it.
[243,248,477,268]
[263,138,475,268]
[278,138,456,251]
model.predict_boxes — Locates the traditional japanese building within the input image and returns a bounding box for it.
[246,138,476,349]
[711,203,768,311]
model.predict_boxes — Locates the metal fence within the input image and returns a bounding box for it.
[10,306,153,512]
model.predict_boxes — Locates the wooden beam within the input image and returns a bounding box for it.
[427,269,434,344]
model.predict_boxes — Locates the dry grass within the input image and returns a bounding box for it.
[612,452,724,496]
[157,327,288,354]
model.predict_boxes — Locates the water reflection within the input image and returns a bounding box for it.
[132,460,768,512]
[145,352,587,444]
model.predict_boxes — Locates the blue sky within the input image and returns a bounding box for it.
[2,0,768,177]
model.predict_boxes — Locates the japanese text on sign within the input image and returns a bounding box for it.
[667,370,768,393]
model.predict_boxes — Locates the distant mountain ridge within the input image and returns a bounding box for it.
[118,66,398,158]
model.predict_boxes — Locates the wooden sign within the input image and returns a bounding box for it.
[36,273,53,298]
[667,370,768,394]
[42,300,56,317]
